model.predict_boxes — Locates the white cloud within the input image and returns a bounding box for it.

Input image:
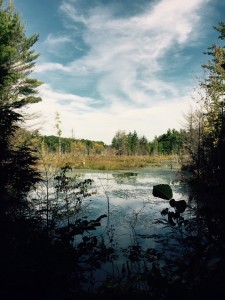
[34,62,70,73]
[25,84,192,144]
[24,84,97,133]
[38,84,95,111]
[57,0,206,105]
[60,2,88,25]
[44,34,72,46]
[42,33,75,57]
[30,0,209,142]
[140,0,205,42]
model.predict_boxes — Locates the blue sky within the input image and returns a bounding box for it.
[14,0,225,144]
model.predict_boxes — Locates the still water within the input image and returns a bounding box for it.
[74,166,193,239]
[35,166,195,289]
[67,167,195,286]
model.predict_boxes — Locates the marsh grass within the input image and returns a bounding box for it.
[37,153,183,170]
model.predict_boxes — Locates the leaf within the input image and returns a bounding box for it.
[152,184,173,200]
[161,208,169,216]
[170,199,187,213]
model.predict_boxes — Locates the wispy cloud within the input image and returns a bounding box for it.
[35,62,70,73]
[58,0,205,102]
[31,0,209,143]
[44,34,72,46]
[37,84,96,112]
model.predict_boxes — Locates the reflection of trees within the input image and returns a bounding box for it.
[112,172,138,184]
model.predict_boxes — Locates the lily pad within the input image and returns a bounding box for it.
[152,184,173,200]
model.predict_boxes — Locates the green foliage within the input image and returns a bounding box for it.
[0,1,42,216]
[186,22,225,187]
[127,130,139,155]
[41,134,107,154]
[111,130,151,156]
[111,130,128,155]
[0,3,42,105]
[150,129,187,156]
[139,135,150,155]
[111,128,187,156]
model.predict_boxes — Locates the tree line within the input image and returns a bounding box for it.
[15,127,188,157]
[42,135,107,155]
[111,128,187,156]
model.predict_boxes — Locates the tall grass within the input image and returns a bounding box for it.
[37,152,185,170]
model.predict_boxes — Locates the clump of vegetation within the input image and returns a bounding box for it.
[184,22,225,189]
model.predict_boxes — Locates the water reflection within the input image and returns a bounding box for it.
[35,166,195,292]
[112,172,138,184]
[35,166,224,296]
[72,167,193,250]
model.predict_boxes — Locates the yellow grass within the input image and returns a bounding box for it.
[37,153,184,171]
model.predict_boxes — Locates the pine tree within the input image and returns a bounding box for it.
[0,0,42,217]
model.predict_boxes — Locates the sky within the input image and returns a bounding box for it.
[13,0,225,144]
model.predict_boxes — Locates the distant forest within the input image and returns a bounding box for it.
[19,127,188,157]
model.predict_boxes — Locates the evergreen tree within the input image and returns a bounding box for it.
[127,130,139,155]
[0,0,42,217]
[153,129,185,155]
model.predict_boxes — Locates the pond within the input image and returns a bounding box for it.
[74,166,193,241]
[33,166,196,291]
[64,167,195,288]
[30,166,225,296]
